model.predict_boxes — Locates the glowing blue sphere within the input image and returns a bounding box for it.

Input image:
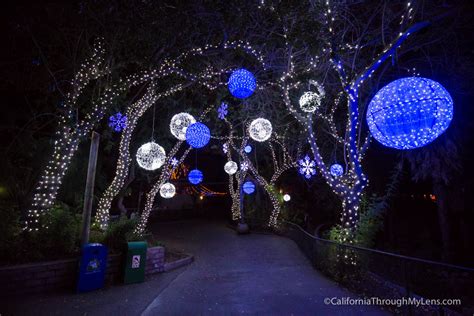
[186,122,211,148]
[188,169,203,185]
[366,77,453,150]
[228,68,256,99]
[330,164,344,177]
[244,145,252,153]
[242,181,256,195]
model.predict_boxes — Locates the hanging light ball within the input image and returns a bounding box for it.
[188,169,203,185]
[242,181,255,195]
[366,77,453,150]
[159,183,176,199]
[170,112,196,141]
[299,81,325,113]
[186,122,211,148]
[244,145,252,153]
[224,161,238,175]
[136,142,166,171]
[330,164,344,177]
[299,92,321,113]
[283,194,291,202]
[248,118,272,142]
[228,68,256,99]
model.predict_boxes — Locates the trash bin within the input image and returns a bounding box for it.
[77,243,108,293]
[124,241,147,284]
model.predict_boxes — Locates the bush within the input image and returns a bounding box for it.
[101,218,143,253]
[0,206,22,264]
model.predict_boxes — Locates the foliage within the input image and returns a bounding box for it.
[327,163,403,248]
[0,202,81,265]
[101,218,143,253]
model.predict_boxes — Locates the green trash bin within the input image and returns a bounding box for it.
[124,241,147,284]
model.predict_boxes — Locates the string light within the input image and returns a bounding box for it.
[170,112,196,141]
[186,122,211,148]
[367,77,453,150]
[159,183,176,199]
[248,118,272,142]
[228,68,256,99]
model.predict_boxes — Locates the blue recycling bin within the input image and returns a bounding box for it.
[77,243,108,293]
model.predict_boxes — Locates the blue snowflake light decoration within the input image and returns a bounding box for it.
[188,169,203,185]
[217,102,228,120]
[186,122,211,148]
[228,68,256,99]
[330,164,344,177]
[366,77,453,150]
[244,145,252,153]
[240,161,249,171]
[242,181,256,195]
[298,155,316,179]
[109,112,127,132]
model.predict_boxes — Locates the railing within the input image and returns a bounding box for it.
[277,220,474,315]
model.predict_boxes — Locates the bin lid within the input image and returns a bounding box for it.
[83,243,105,249]
[128,241,147,250]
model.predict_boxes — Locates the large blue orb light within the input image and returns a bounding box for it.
[366,77,453,150]
[242,181,256,195]
[186,122,211,148]
[228,68,256,99]
[188,169,203,185]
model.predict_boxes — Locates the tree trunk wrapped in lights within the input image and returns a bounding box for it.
[25,39,110,231]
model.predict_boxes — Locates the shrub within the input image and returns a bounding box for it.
[101,218,142,253]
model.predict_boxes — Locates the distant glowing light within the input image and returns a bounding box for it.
[136,142,166,171]
[228,68,256,99]
[188,169,203,185]
[242,181,256,195]
[366,77,453,150]
[244,145,252,153]
[186,122,211,148]
[283,194,291,202]
[249,118,272,142]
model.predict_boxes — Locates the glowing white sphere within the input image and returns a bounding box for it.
[283,194,291,202]
[160,182,176,199]
[136,142,166,171]
[224,161,238,175]
[299,92,321,113]
[249,118,272,142]
[170,112,196,141]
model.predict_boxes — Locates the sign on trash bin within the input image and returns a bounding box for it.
[77,243,108,293]
[124,241,147,284]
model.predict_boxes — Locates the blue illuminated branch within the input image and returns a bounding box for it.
[351,21,430,91]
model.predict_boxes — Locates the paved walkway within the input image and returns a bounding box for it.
[1,220,387,315]
[143,220,387,315]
